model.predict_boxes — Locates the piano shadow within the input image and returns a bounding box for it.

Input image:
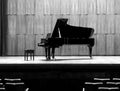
[42,57,92,61]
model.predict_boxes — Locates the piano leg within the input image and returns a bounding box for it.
[47,47,51,60]
[45,47,48,59]
[88,45,92,59]
[52,47,55,60]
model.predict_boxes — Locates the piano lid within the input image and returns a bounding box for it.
[51,18,94,38]
[51,18,68,38]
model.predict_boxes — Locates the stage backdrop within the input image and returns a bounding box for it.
[5,0,120,56]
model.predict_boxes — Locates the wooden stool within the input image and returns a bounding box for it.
[24,50,34,61]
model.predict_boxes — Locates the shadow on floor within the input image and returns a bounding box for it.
[42,57,92,61]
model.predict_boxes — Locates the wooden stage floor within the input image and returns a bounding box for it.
[0,56,120,71]
[0,56,120,64]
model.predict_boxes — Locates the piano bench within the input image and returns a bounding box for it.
[24,50,34,61]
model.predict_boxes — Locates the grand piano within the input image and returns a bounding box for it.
[38,18,95,60]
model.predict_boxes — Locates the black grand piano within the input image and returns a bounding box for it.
[38,18,95,60]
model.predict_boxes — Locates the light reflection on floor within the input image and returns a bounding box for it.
[0,56,120,64]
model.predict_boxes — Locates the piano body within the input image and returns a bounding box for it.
[38,18,95,60]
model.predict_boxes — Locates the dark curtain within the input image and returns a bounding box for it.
[0,0,8,56]
[0,0,2,56]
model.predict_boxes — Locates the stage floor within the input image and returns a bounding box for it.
[0,56,120,64]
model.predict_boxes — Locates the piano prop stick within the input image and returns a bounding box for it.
[38,18,95,60]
